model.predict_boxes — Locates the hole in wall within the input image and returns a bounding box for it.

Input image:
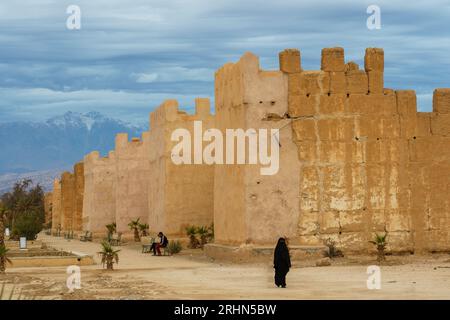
[270,101,276,105]
[306,93,310,97]
[346,93,350,98]
[355,137,359,141]
[413,136,417,140]
[327,92,331,96]
[259,101,263,104]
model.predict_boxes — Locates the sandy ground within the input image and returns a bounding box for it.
[1,234,450,300]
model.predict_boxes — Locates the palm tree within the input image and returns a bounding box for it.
[98,241,120,270]
[186,225,199,249]
[105,222,116,242]
[196,226,209,247]
[369,230,388,262]
[0,209,10,273]
[128,218,141,242]
[0,246,12,273]
[138,223,149,237]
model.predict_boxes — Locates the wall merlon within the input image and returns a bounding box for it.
[85,151,100,162]
[432,88,450,114]
[364,48,384,72]
[321,47,345,72]
[195,97,211,117]
[238,51,260,76]
[279,48,301,73]
[150,99,180,128]
[115,133,129,150]
[61,171,73,180]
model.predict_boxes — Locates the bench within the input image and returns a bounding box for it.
[162,242,171,256]
[141,237,171,255]
[141,237,155,253]
[80,231,92,242]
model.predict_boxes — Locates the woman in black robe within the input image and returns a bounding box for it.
[273,237,291,288]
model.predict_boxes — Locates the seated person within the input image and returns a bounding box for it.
[151,232,168,256]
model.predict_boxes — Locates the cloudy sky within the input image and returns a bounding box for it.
[0,0,449,124]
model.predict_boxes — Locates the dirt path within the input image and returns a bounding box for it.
[2,234,450,300]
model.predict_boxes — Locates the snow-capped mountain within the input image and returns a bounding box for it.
[0,111,147,193]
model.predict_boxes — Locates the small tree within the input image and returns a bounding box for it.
[186,225,199,249]
[197,226,209,247]
[0,209,10,273]
[98,241,120,270]
[0,246,12,273]
[1,180,45,238]
[369,230,388,262]
[139,223,149,237]
[105,223,116,242]
[128,218,141,242]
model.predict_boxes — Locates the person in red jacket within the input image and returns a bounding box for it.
[152,232,168,256]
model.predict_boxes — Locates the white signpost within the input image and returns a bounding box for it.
[19,237,27,250]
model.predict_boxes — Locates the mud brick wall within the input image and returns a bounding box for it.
[51,179,61,232]
[214,52,301,245]
[286,47,450,253]
[73,162,84,232]
[114,133,150,236]
[147,98,215,237]
[60,171,75,231]
[51,47,449,254]
[44,192,52,225]
[82,151,116,236]
[409,89,450,252]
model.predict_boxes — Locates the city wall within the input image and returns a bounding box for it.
[49,47,449,257]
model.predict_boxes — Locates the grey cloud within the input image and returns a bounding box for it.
[0,0,449,122]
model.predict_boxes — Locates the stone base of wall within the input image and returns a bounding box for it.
[204,243,327,263]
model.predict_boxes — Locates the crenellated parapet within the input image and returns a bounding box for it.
[150,98,214,130]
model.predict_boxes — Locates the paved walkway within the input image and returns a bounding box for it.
[5,234,450,299]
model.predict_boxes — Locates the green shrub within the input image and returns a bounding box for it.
[185,225,199,249]
[168,240,182,254]
[11,211,43,240]
[323,238,344,258]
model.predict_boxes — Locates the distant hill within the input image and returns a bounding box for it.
[0,111,147,194]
